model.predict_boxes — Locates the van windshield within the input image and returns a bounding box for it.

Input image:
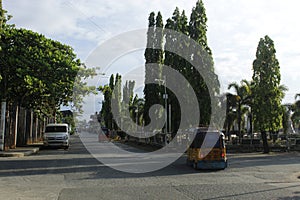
[45,126,67,133]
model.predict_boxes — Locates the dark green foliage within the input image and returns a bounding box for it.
[227,80,253,141]
[0,11,96,147]
[99,73,124,130]
[0,26,92,117]
[143,0,220,133]
[252,35,285,153]
[187,0,219,126]
[99,74,114,130]
[143,11,164,126]
[121,80,136,129]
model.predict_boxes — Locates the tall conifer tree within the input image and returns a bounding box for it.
[143,12,156,126]
[188,0,219,125]
[252,35,284,153]
[144,0,220,133]
[143,12,164,128]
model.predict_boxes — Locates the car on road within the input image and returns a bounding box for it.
[43,123,70,149]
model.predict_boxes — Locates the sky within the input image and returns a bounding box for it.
[3,0,300,118]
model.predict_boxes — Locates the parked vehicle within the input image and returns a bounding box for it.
[186,127,228,170]
[43,123,70,149]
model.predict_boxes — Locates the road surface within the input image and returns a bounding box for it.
[0,134,299,200]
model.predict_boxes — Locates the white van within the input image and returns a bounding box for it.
[43,123,70,149]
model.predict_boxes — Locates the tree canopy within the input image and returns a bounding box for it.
[252,35,285,153]
[143,0,220,132]
[0,26,94,117]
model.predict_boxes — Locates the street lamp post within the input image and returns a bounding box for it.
[135,108,138,133]
[155,76,168,145]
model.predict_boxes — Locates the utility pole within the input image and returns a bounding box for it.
[0,0,6,151]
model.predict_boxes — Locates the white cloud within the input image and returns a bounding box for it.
[5,1,76,35]
[4,0,300,104]
[205,0,300,102]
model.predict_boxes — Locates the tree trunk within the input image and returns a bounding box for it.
[28,110,33,144]
[17,107,25,146]
[25,109,31,145]
[0,101,6,151]
[34,115,38,143]
[249,112,253,136]
[238,103,242,143]
[11,104,19,149]
[261,130,269,153]
[5,103,11,150]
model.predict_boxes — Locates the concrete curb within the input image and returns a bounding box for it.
[0,147,40,157]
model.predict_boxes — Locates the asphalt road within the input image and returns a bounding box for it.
[0,134,299,200]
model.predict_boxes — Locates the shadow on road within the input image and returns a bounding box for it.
[0,135,299,180]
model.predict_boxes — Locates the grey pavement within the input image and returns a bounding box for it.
[0,134,299,200]
[0,144,41,157]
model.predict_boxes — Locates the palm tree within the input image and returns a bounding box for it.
[291,93,300,131]
[225,93,238,140]
[129,95,145,127]
[282,103,293,135]
[227,80,252,142]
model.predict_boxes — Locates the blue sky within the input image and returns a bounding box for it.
[4,0,300,107]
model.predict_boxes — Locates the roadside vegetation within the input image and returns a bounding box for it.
[1,0,300,153]
[98,0,300,153]
[0,3,96,149]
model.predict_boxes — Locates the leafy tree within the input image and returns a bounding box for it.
[227,80,252,142]
[290,94,300,131]
[188,0,220,126]
[0,12,96,147]
[225,93,238,139]
[72,65,97,114]
[99,73,122,130]
[0,27,88,115]
[143,12,164,128]
[282,103,294,135]
[189,0,211,54]
[122,80,135,107]
[252,35,285,153]
[144,0,220,134]
[111,73,122,129]
[99,75,114,130]
[164,7,186,133]
[130,95,145,127]
[153,12,164,66]
[121,80,135,130]
[143,12,156,126]
[173,10,190,134]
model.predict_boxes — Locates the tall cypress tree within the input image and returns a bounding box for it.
[100,74,123,130]
[143,12,156,126]
[99,75,114,130]
[252,35,284,153]
[164,8,190,133]
[112,73,122,130]
[153,12,164,66]
[144,0,220,133]
[189,0,211,54]
[164,9,178,134]
[188,0,219,126]
[143,12,164,129]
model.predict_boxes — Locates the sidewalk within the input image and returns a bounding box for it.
[0,144,42,157]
